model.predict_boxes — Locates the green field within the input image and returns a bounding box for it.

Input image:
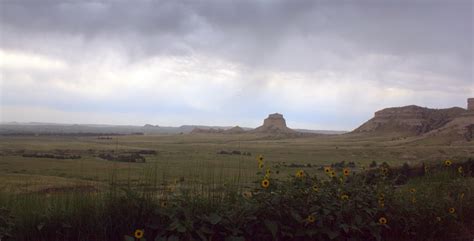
[1,133,473,194]
[1,133,474,241]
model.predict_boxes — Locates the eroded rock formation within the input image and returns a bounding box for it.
[254,113,296,134]
[353,105,466,135]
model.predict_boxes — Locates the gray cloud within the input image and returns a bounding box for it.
[0,0,472,129]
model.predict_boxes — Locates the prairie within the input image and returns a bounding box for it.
[1,133,473,193]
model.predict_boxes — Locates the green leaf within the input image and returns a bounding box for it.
[154,236,166,241]
[209,213,222,225]
[36,223,45,231]
[167,235,179,241]
[341,224,350,233]
[177,224,186,233]
[124,235,135,241]
[225,236,245,241]
[264,219,278,239]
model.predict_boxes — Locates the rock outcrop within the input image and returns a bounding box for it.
[224,126,246,134]
[353,98,474,142]
[468,98,474,111]
[253,113,296,134]
[353,105,467,135]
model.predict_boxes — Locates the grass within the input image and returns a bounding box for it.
[1,133,473,192]
[1,162,473,241]
[0,133,473,240]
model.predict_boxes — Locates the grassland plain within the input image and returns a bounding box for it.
[0,133,473,241]
[0,133,473,192]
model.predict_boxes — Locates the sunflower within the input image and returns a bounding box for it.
[324,166,331,173]
[341,194,349,201]
[134,229,144,239]
[448,207,456,214]
[330,170,336,178]
[409,188,416,194]
[296,170,305,178]
[258,155,264,162]
[458,166,463,174]
[312,185,319,192]
[265,169,271,178]
[306,214,316,223]
[378,217,387,225]
[258,162,264,169]
[343,168,350,176]
[160,201,168,208]
[261,179,270,188]
[444,160,452,167]
[379,194,385,207]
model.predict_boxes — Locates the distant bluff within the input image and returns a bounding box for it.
[353,105,466,135]
[253,113,296,134]
[353,98,474,141]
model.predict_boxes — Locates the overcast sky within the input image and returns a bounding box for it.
[0,0,473,130]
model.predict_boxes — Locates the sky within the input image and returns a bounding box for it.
[0,0,473,130]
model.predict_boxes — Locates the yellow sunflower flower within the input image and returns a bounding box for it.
[409,188,416,194]
[258,155,264,162]
[258,162,264,169]
[444,160,452,167]
[341,194,349,201]
[296,170,305,178]
[448,207,456,214]
[330,170,336,178]
[160,201,168,208]
[343,168,350,176]
[378,217,387,225]
[306,214,316,223]
[265,168,271,178]
[261,179,270,188]
[134,229,144,239]
[312,185,319,192]
[324,166,331,173]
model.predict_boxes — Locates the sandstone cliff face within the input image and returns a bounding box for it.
[353,105,467,135]
[423,111,474,141]
[254,113,296,134]
[468,98,474,111]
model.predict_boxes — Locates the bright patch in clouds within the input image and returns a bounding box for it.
[0,50,67,70]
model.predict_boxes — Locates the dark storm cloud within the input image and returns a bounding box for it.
[1,0,472,128]
[2,0,471,60]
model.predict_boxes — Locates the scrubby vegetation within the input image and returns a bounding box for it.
[0,157,473,241]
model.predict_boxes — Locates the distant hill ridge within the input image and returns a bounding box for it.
[353,98,474,142]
